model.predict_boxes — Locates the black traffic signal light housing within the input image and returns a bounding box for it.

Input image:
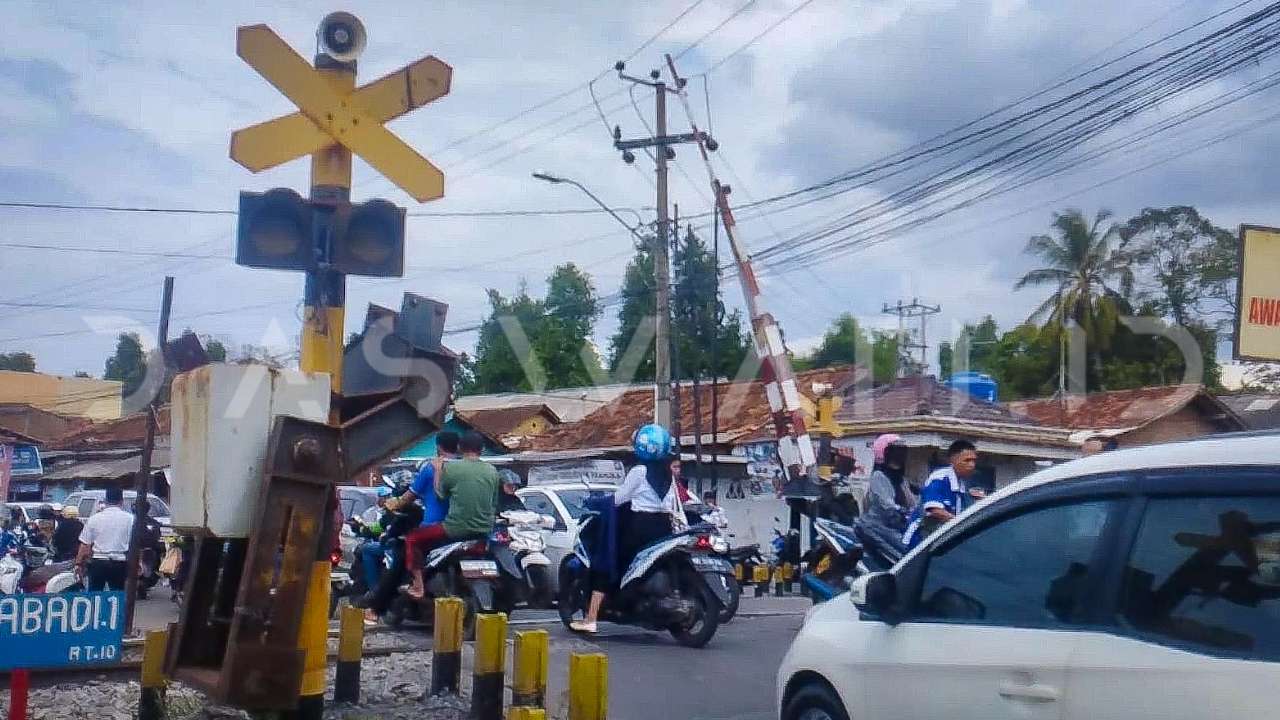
[332,198,406,277]
[236,188,314,272]
[236,188,406,277]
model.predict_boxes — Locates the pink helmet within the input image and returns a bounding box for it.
[872,433,903,463]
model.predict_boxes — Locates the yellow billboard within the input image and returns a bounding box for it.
[1236,225,1280,361]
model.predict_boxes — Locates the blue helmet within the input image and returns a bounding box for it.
[632,423,674,462]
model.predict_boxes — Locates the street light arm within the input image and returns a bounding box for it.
[532,171,647,238]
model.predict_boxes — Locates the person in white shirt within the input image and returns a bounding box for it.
[76,486,135,591]
[700,492,729,532]
[571,423,679,634]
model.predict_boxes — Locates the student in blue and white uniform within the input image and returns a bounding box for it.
[902,439,985,549]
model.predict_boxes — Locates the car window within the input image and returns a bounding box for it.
[916,499,1117,627]
[557,489,612,520]
[1119,495,1280,661]
[147,496,170,517]
[520,492,561,523]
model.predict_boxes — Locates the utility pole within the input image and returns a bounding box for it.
[882,298,941,375]
[613,61,707,429]
[124,275,173,635]
[655,83,672,429]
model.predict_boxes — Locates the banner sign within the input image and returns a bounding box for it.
[1236,225,1280,361]
[527,460,624,486]
[10,443,42,476]
[0,591,126,670]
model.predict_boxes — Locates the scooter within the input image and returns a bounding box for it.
[558,514,732,648]
[1,543,80,595]
[491,510,556,610]
[390,535,500,639]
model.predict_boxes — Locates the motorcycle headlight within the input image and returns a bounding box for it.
[711,536,729,554]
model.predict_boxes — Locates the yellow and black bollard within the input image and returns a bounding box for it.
[470,613,508,720]
[568,653,608,720]
[773,565,787,596]
[138,629,167,720]
[333,605,364,704]
[512,629,550,709]
[783,562,795,594]
[509,709,547,720]
[753,564,769,598]
[430,597,465,696]
[733,563,744,582]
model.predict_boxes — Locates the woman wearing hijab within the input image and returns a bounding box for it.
[570,423,679,634]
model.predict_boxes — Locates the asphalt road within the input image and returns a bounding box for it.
[540,609,805,720]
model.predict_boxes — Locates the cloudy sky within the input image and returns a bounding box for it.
[1,0,1275,380]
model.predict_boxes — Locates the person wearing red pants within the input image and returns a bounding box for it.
[403,431,500,599]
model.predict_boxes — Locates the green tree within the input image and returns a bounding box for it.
[1016,209,1136,381]
[609,240,657,382]
[537,263,602,389]
[0,352,36,372]
[205,338,228,363]
[470,285,546,394]
[1121,206,1236,327]
[805,314,870,369]
[104,333,147,397]
[672,228,752,379]
[870,331,901,384]
[986,324,1059,399]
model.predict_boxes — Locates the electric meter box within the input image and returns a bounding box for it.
[170,363,331,537]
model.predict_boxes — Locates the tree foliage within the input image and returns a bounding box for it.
[103,333,147,397]
[609,240,657,380]
[0,352,36,373]
[672,228,752,380]
[1121,206,1237,328]
[794,313,899,384]
[465,263,603,394]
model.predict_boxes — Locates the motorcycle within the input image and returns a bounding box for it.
[491,510,556,610]
[717,541,765,622]
[389,534,500,639]
[800,515,905,602]
[557,515,732,648]
[1,543,80,595]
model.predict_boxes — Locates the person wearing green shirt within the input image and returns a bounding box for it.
[405,431,500,599]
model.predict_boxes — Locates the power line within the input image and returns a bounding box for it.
[0,199,652,219]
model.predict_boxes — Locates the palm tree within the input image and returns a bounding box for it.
[1015,209,1136,387]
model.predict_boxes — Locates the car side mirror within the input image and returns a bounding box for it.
[849,572,900,624]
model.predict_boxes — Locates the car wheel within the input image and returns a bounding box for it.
[783,683,849,720]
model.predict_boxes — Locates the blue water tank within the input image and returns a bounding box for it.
[948,371,998,403]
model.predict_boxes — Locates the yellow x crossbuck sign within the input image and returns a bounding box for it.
[230,25,451,202]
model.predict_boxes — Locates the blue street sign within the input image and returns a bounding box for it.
[10,444,42,477]
[0,591,126,670]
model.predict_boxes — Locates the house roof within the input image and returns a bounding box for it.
[836,375,1020,425]
[529,366,855,452]
[41,448,171,482]
[51,406,171,449]
[458,404,561,440]
[1007,385,1243,433]
[0,403,89,444]
[1217,393,1280,431]
[455,385,640,423]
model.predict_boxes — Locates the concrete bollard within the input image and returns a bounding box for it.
[568,653,608,720]
[430,597,465,696]
[469,613,508,720]
[752,564,769,598]
[333,605,364,704]
[138,629,168,720]
[512,629,550,709]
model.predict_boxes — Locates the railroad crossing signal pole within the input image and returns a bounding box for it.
[229,13,450,719]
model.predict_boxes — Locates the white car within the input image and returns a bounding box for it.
[517,482,618,591]
[777,432,1280,720]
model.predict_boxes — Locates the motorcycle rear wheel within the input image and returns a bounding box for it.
[557,563,587,630]
[527,564,553,609]
[670,569,721,648]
